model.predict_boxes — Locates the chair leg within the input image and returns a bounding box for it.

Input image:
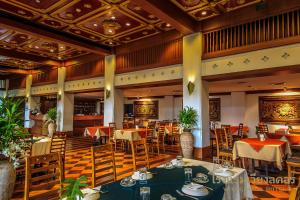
[287,164,292,184]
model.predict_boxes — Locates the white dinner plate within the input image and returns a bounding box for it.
[181,183,209,197]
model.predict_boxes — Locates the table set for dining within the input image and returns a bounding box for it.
[97,158,253,200]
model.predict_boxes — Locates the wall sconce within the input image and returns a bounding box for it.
[57,91,62,101]
[105,89,111,99]
[187,81,195,95]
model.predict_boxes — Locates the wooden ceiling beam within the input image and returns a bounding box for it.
[0,15,111,56]
[134,0,195,35]
[0,66,41,75]
[0,48,61,66]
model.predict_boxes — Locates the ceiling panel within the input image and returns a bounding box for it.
[0,27,88,60]
[169,0,261,21]
[0,55,44,70]
[0,0,174,46]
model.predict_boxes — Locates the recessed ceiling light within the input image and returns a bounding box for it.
[93,23,98,27]
[50,49,54,52]
[201,11,207,15]
[109,41,113,45]
[111,16,116,20]
[166,23,171,27]
[60,46,64,49]
[125,22,131,26]
[58,56,62,59]
[35,46,39,49]
[108,29,113,33]
[35,0,40,3]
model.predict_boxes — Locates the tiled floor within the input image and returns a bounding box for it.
[12,138,295,200]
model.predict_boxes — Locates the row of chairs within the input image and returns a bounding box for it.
[23,139,150,199]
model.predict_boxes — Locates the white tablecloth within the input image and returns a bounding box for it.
[232,139,291,170]
[159,159,253,200]
[114,130,141,141]
[31,137,51,156]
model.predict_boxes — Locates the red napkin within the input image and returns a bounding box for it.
[241,138,286,152]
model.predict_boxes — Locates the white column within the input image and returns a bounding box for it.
[24,75,32,128]
[57,67,74,132]
[104,55,116,126]
[183,33,210,157]
[114,89,124,129]
[230,92,246,125]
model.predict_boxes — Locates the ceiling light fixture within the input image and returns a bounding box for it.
[111,16,116,20]
[35,46,39,49]
[102,19,121,35]
[93,23,98,27]
[201,11,207,15]
[125,22,131,26]
[166,23,171,27]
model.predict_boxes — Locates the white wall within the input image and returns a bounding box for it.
[124,96,182,121]
[214,93,300,138]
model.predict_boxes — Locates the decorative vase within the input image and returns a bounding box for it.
[48,122,56,137]
[0,160,16,200]
[180,131,194,159]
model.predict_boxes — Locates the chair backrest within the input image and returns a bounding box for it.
[50,134,67,160]
[215,128,228,150]
[221,125,231,134]
[258,123,269,134]
[146,127,154,139]
[24,153,62,200]
[91,144,116,187]
[130,138,149,171]
[238,123,244,137]
[172,122,180,135]
[158,122,166,135]
[122,122,129,129]
[224,127,233,148]
[109,122,116,139]
[147,121,156,129]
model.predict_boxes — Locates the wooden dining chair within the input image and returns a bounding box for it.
[287,157,300,184]
[258,123,269,134]
[50,133,67,179]
[130,138,150,171]
[215,128,233,161]
[152,130,165,155]
[24,153,63,200]
[91,144,116,187]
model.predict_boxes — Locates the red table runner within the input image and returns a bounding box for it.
[267,133,300,145]
[86,126,111,137]
[241,138,286,152]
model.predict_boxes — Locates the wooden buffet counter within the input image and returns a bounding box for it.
[73,115,104,136]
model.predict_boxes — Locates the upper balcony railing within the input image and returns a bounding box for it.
[203,9,300,59]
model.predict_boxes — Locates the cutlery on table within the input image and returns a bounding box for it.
[176,190,198,200]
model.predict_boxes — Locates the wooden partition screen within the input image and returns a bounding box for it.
[9,76,26,90]
[66,59,105,81]
[32,68,58,86]
[203,9,300,59]
[116,38,182,73]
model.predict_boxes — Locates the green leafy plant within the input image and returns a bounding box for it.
[178,106,198,131]
[47,107,57,122]
[0,96,28,167]
[61,176,88,200]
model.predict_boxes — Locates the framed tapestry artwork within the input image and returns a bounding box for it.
[209,98,221,121]
[134,100,159,119]
[259,96,300,124]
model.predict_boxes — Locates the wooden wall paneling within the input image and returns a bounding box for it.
[32,68,58,86]
[202,9,300,59]
[65,58,105,81]
[116,38,182,73]
[9,76,26,90]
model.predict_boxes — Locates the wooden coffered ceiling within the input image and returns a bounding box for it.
[0,0,280,76]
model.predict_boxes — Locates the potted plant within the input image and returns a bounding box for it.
[61,176,99,200]
[47,107,57,137]
[178,106,198,158]
[0,96,29,200]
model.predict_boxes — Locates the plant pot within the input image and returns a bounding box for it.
[48,122,57,137]
[0,160,16,200]
[180,131,194,159]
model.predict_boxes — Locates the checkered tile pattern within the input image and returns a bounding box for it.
[12,137,295,200]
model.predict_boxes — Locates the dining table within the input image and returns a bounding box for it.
[233,138,292,171]
[114,128,147,141]
[31,137,52,156]
[84,126,112,139]
[267,132,300,145]
[99,158,253,200]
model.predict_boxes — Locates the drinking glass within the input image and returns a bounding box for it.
[161,194,176,200]
[139,167,147,185]
[184,168,192,184]
[176,155,183,168]
[140,187,150,200]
